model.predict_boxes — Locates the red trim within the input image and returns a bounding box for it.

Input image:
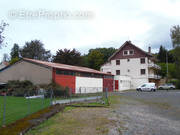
[52,68,56,82]
[103,78,114,92]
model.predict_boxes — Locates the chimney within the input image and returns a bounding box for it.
[148,47,151,54]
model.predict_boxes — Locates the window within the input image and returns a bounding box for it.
[116,70,120,75]
[140,58,145,64]
[56,69,75,76]
[141,69,146,75]
[116,60,120,65]
[129,50,134,55]
[127,59,130,62]
[123,50,128,55]
[141,84,146,87]
[127,69,130,72]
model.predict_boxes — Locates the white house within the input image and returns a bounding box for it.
[100,41,161,91]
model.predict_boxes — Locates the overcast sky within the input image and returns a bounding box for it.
[0,0,180,61]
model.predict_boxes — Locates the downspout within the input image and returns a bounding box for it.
[52,67,56,83]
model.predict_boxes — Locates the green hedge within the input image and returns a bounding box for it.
[3,80,37,96]
[0,80,70,97]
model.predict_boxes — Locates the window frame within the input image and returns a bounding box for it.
[116,70,120,75]
[116,60,120,65]
[129,50,134,55]
[140,58,146,64]
[123,50,128,56]
[140,69,146,75]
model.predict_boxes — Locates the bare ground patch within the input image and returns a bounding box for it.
[26,107,119,135]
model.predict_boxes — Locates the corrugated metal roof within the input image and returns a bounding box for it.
[23,58,113,76]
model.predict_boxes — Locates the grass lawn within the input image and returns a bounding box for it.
[0,96,51,126]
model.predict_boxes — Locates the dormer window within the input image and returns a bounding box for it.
[123,50,128,55]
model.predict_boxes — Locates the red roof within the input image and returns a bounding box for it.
[23,58,113,76]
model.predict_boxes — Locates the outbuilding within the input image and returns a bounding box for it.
[0,58,114,94]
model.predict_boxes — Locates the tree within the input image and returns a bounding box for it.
[80,55,89,67]
[157,45,167,63]
[0,21,8,48]
[170,25,180,86]
[3,53,9,62]
[157,45,175,63]
[170,25,180,48]
[10,43,20,59]
[89,47,116,63]
[158,63,176,79]
[87,50,104,70]
[53,48,82,66]
[20,40,51,61]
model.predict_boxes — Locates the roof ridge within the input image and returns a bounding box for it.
[108,41,152,61]
[23,58,112,75]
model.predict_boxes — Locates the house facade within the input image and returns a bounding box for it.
[100,41,161,90]
[0,58,114,93]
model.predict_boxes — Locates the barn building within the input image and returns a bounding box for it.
[0,58,114,94]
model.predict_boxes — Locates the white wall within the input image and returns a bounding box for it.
[102,57,149,78]
[131,78,149,89]
[115,75,131,91]
[75,76,103,93]
[101,57,150,90]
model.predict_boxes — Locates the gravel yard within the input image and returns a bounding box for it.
[26,90,180,135]
[111,90,180,135]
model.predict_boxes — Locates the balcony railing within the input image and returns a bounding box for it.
[148,63,161,70]
[148,74,161,79]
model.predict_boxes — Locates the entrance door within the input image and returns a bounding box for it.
[115,80,119,90]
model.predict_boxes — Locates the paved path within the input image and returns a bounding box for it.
[52,96,102,105]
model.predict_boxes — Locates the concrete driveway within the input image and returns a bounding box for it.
[110,90,180,135]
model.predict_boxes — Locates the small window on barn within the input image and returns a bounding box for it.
[116,70,120,75]
[127,69,130,72]
[116,60,120,65]
[123,50,128,56]
[56,69,75,76]
[129,50,134,55]
[140,58,145,64]
[140,69,146,75]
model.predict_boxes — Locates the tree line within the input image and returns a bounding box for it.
[2,39,116,70]
[154,25,180,88]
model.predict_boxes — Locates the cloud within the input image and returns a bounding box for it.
[0,0,180,60]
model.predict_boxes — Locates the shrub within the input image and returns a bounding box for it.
[5,80,36,96]
[45,82,70,97]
